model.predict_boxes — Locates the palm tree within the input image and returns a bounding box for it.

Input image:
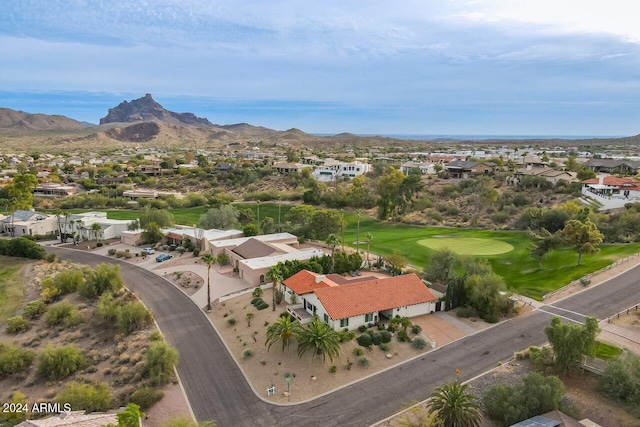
[202,253,215,311]
[356,209,362,253]
[266,264,284,312]
[296,318,341,363]
[91,222,102,243]
[366,232,373,268]
[54,209,64,243]
[265,315,297,352]
[325,233,340,273]
[426,381,482,427]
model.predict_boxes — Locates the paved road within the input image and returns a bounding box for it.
[50,248,640,427]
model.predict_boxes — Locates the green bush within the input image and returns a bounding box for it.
[356,334,373,348]
[146,340,179,386]
[371,332,382,346]
[413,338,427,349]
[252,288,263,298]
[411,325,422,335]
[242,349,254,359]
[251,298,264,307]
[227,317,236,326]
[597,352,640,408]
[192,248,200,257]
[45,302,82,327]
[129,387,164,410]
[338,330,356,342]
[456,306,478,318]
[358,357,369,367]
[379,343,390,351]
[397,330,411,343]
[257,302,269,310]
[483,373,565,426]
[79,264,123,299]
[94,293,119,325]
[45,253,57,263]
[0,343,35,378]
[250,297,260,304]
[55,382,111,412]
[22,300,46,320]
[380,330,392,343]
[0,237,46,259]
[353,348,364,357]
[38,344,86,380]
[358,325,368,333]
[117,301,152,335]
[6,316,30,334]
[329,365,337,374]
[108,248,117,256]
[53,269,84,294]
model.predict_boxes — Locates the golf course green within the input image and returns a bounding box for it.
[418,236,514,256]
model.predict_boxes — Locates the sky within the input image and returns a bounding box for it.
[1,0,639,136]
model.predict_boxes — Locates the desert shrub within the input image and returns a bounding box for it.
[597,352,640,408]
[353,348,364,357]
[45,302,82,327]
[0,237,46,259]
[257,302,269,310]
[413,338,427,349]
[146,340,179,386]
[79,263,123,299]
[528,346,554,370]
[53,269,84,294]
[397,330,411,343]
[242,349,254,359]
[484,373,565,426]
[356,334,373,348]
[55,382,111,412]
[45,253,57,263]
[108,248,117,256]
[149,330,163,341]
[358,325,368,333]
[371,332,383,346]
[358,357,369,367]
[251,298,264,307]
[377,323,385,330]
[250,298,260,304]
[117,301,152,335]
[95,293,119,325]
[39,278,60,303]
[0,343,34,378]
[411,325,422,335]
[329,365,337,374]
[6,316,30,334]
[456,306,478,318]
[38,343,86,380]
[192,248,200,256]
[379,343,390,351]
[130,387,164,410]
[227,318,236,326]
[379,330,392,343]
[338,330,356,342]
[23,300,46,320]
[252,288,263,298]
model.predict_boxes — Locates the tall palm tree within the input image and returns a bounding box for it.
[266,264,284,312]
[91,222,102,243]
[296,318,341,363]
[426,381,482,427]
[366,232,373,268]
[356,209,362,253]
[325,233,340,273]
[201,253,215,311]
[54,209,64,243]
[265,315,297,352]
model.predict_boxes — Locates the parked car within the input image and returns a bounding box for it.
[155,254,173,262]
[141,248,155,255]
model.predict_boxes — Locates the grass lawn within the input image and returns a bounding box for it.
[0,257,28,324]
[418,236,514,255]
[341,214,640,300]
[594,341,623,361]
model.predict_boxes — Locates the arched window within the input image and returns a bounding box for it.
[259,275,265,284]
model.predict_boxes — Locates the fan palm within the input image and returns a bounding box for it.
[267,264,284,312]
[426,381,482,427]
[296,318,341,363]
[201,254,215,311]
[265,315,297,352]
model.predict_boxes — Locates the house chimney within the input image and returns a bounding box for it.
[315,275,326,283]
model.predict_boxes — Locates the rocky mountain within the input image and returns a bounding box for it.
[0,107,88,130]
[100,94,213,127]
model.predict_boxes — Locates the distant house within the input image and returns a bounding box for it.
[61,211,134,242]
[582,176,640,200]
[583,158,640,174]
[507,167,577,186]
[283,270,438,331]
[444,160,496,178]
[400,161,436,175]
[160,226,243,252]
[34,183,78,197]
[311,160,371,182]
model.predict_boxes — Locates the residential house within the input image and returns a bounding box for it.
[34,183,78,197]
[400,161,436,175]
[61,212,134,242]
[444,160,496,178]
[1,210,58,237]
[311,160,371,182]
[507,167,577,186]
[583,158,640,174]
[160,226,243,252]
[283,270,438,331]
[581,176,640,211]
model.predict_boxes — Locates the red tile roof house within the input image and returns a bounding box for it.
[282,270,438,331]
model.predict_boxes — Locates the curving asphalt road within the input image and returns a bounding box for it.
[49,248,640,427]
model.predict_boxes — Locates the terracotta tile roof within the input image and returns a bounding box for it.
[314,273,437,319]
[282,270,338,295]
[583,176,640,190]
[325,274,377,285]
